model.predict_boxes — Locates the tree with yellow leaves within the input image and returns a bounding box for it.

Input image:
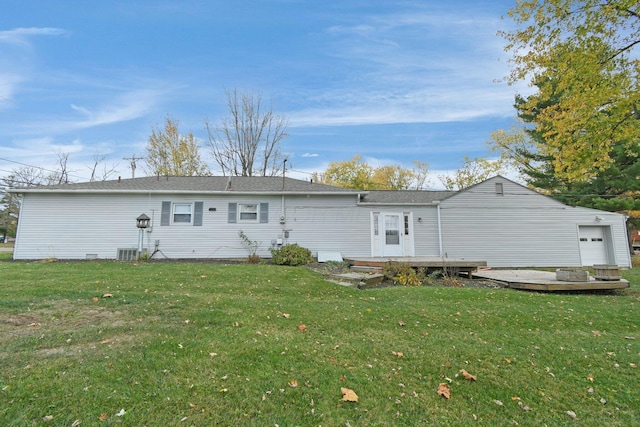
[501,0,640,181]
[145,117,210,176]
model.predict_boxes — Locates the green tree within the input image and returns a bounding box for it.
[206,88,288,176]
[317,156,429,190]
[438,156,506,191]
[321,155,375,189]
[0,177,20,240]
[145,117,210,176]
[501,0,640,181]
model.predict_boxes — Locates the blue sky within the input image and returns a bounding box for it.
[0,0,528,188]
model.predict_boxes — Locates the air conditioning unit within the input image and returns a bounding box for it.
[117,248,138,261]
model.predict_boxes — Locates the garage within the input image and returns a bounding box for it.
[578,226,612,266]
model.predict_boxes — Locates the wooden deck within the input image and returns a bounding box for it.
[472,269,629,292]
[344,257,487,275]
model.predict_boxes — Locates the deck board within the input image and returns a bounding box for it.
[344,257,487,272]
[472,269,629,291]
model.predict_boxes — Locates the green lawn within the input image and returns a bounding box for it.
[1,259,639,426]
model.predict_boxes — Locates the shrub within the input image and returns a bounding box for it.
[269,244,313,266]
[382,262,422,286]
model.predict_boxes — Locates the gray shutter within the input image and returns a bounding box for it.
[260,203,269,223]
[228,203,237,223]
[161,201,171,226]
[193,201,203,226]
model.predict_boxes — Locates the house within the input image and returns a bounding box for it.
[10,175,632,268]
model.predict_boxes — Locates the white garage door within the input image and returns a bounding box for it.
[578,226,609,266]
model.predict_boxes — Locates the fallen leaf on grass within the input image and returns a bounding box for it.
[437,383,450,399]
[288,379,298,388]
[71,420,81,427]
[115,409,126,417]
[392,351,404,358]
[587,374,595,382]
[591,330,601,337]
[566,410,577,419]
[43,415,53,422]
[460,369,477,381]
[28,322,41,327]
[102,293,113,298]
[341,387,359,402]
[92,297,99,302]
[99,413,108,421]
[298,323,307,331]
[494,400,504,406]
[518,401,532,411]
[398,320,406,326]
[283,313,291,319]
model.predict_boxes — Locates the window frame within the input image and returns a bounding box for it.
[172,202,194,225]
[238,203,259,222]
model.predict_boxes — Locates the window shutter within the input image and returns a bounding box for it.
[161,201,171,226]
[193,201,203,226]
[260,203,269,223]
[228,203,237,223]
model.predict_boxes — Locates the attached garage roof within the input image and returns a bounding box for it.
[359,190,456,205]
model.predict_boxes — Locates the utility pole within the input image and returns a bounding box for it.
[123,154,140,179]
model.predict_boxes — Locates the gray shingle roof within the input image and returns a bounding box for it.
[14,176,457,204]
[15,176,358,194]
[360,190,456,204]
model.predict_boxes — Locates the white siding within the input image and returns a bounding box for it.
[438,177,631,267]
[14,192,369,260]
[284,195,371,257]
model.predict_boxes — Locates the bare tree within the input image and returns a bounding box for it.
[48,151,72,184]
[206,88,288,176]
[87,153,119,182]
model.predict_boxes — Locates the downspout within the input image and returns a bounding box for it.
[435,201,443,257]
[281,194,285,220]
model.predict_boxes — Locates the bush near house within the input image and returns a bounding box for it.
[269,243,313,266]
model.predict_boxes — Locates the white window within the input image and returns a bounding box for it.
[239,204,258,221]
[173,203,193,223]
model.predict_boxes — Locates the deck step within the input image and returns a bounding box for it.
[327,272,385,289]
[350,265,383,274]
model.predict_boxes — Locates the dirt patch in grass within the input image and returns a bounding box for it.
[0,299,129,340]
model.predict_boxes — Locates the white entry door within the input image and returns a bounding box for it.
[578,226,609,266]
[382,213,403,256]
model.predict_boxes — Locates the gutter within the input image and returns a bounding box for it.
[9,189,362,196]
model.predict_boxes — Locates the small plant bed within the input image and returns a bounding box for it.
[309,262,504,289]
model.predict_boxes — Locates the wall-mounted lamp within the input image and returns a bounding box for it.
[418,217,423,223]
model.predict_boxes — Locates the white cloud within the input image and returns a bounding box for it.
[24,89,162,134]
[0,27,69,45]
[301,152,319,157]
[287,7,526,127]
[0,27,69,107]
